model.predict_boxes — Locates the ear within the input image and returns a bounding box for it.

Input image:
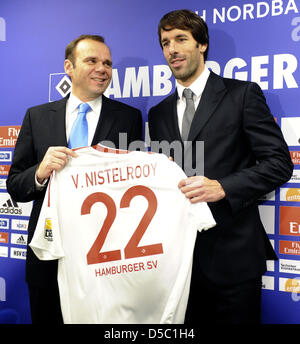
[199,44,208,53]
[64,59,73,78]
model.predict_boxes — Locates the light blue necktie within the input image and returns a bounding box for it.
[68,103,90,149]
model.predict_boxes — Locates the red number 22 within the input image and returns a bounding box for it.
[81,185,163,265]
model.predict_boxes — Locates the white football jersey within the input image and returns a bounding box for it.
[30,145,215,324]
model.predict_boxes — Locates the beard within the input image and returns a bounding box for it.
[171,65,197,83]
[168,47,201,84]
[169,60,200,83]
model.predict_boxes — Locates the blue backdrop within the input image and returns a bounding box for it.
[0,0,300,324]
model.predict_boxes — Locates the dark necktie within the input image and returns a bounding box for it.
[181,88,195,141]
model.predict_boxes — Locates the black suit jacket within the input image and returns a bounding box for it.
[7,95,142,287]
[148,72,293,285]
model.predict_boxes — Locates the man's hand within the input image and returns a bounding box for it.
[36,146,78,184]
[178,176,226,203]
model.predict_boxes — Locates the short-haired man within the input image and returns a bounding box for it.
[7,34,142,323]
[148,10,293,324]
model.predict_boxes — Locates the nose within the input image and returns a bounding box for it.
[95,62,106,73]
[168,41,178,55]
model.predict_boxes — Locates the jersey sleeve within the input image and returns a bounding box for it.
[29,172,65,260]
[189,201,216,232]
[162,155,216,232]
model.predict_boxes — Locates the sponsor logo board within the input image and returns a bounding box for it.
[10,233,27,246]
[262,275,274,290]
[0,151,12,163]
[0,246,8,258]
[279,278,300,293]
[0,126,21,148]
[279,259,300,274]
[11,219,29,231]
[10,247,26,260]
[280,206,300,236]
[290,151,300,165]
[280,240,300,256]
[280,188,300,202]
[281,117,300,146]
[259,205,275,234]
[0,165,10,176]
[0,193,32,216]
[0,232,8,244]
[0,218,9,230]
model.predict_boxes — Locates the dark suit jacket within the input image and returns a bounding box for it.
[6,95,143,287]
[148,72,293,285]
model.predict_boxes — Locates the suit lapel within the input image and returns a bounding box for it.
[50,95,116,147]
[188,72,227,142]
[163,92,182,142]
[49,97,68,146]
[91,95,115,145]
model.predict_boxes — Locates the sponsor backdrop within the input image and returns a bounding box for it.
[0,0,299,324]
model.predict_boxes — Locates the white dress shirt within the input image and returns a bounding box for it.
[176,66,210,135]
[35,93,102,188]
[66,93,102,146]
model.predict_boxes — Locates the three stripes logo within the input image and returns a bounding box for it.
[0,198,22,215]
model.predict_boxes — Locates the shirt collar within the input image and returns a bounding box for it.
[68,93,103,114]
[176,66,210,100]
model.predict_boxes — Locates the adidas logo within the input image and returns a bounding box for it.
[15,235,26,245]
[0,198,22,215]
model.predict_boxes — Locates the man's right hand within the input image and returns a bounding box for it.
[36,146,78,184]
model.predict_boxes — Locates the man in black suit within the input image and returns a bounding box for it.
[148,10,293,324]
[6,34,142,323]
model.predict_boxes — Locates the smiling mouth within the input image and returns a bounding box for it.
[169,58,185,68]
[91,77,108,83]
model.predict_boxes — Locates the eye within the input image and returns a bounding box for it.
[104,60,112,68]
[178,37,187,43]
[86,58,96,64]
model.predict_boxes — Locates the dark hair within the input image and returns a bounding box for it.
[158,9,209,61]
[65,34,105,65]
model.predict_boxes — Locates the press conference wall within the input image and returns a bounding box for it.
[0,0,300,324]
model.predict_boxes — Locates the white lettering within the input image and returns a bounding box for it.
[272,0,284,16]
[224,58,248,81]
[8,127,20,137]
[243,4,255,20]
[291,17,300,41]
[195,9,207,21]
[122,66,150,97]
[251,55,269,90]
[286,0,299,14]
[0,17,5,42]
[0,277,6,301]
[212,0,299,24]
[105,69,121,98]
[290,221,300,233]
[213,7,226,23]
[104,329,138,341]
[257,2,270,18]
[273,54,298,89]
[153,65,173,96]
[227,6,242,22]
[104,54,299,100]
[207,54,298,90]
[206,61,221,75]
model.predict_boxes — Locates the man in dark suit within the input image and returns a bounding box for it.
[148,10,293,324]
[6,34,142,324]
